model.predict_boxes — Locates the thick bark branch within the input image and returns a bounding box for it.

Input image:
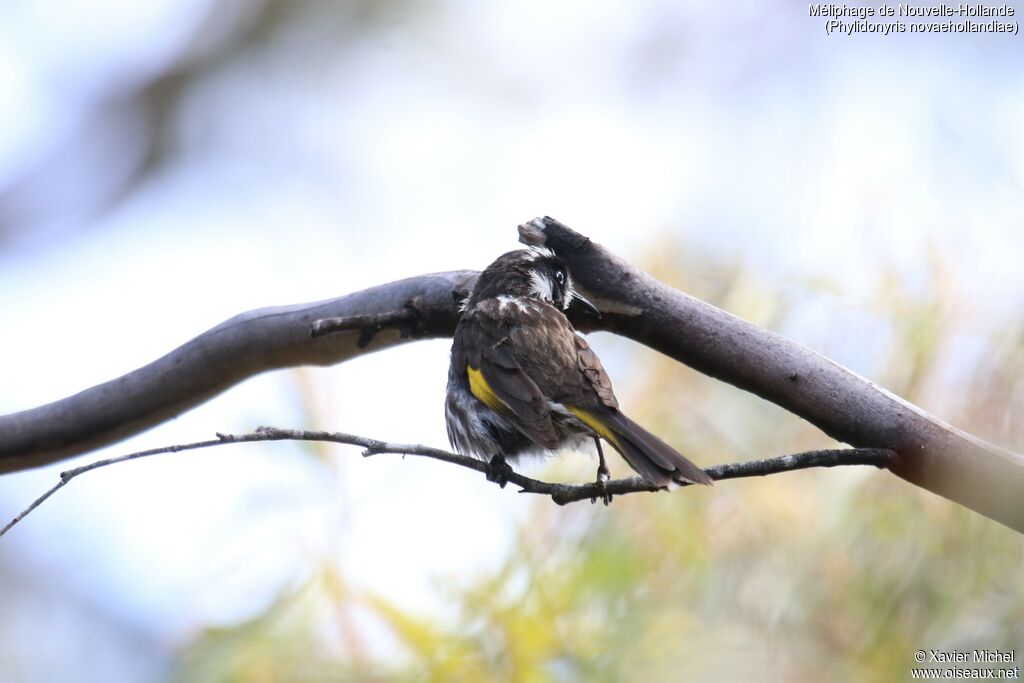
[1,218,1020,531]
[518,216,1024,531]
[0,272,477,473]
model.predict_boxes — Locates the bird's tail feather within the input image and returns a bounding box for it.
[598,410,713,487]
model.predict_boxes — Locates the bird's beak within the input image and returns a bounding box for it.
[571,292,601,318]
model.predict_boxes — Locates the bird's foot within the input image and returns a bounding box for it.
[590,437,612,505]
[591,462,612,506]
[486,455,513,489]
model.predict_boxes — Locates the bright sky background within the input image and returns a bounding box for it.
[0,1,1021,680]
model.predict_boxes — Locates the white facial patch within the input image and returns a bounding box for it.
[562,275,576,310]
[528,269,554,303]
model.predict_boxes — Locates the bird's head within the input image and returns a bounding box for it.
[465,247,599,315]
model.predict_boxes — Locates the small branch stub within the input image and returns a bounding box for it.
[310,301,426,348]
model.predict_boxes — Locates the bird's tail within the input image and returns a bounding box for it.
[569,407,713,487]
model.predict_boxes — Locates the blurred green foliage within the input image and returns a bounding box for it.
[168,244,1024,683]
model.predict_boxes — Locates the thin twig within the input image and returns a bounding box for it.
[310,296,429,350]
[0,427,896,539]
[0,481,64,538]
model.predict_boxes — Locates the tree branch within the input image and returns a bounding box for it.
[518,216,1024,531]
[0,427,896,539]
[0,272,477,474]
[1,217,1020,531]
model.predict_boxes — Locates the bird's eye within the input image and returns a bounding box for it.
[555,271,565,285]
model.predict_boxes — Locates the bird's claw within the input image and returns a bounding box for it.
[591,463,612,506]
[487,455,513,489]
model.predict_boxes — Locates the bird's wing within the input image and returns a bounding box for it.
[454,307,560,450]
[566,319,712,486]
[572,334,619,410]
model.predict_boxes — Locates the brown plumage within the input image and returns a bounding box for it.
[444,247,712,489]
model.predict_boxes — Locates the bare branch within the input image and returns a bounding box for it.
[1,217,1021,531]
[518,216,1024,531]
[0,427,895,538]
[542,447,896,505]
[0,271,477,474]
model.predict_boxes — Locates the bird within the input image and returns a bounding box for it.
[444,242,712,501]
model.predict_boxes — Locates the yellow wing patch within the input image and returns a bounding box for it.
[566,406,622,451]
[467,365,509,414]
